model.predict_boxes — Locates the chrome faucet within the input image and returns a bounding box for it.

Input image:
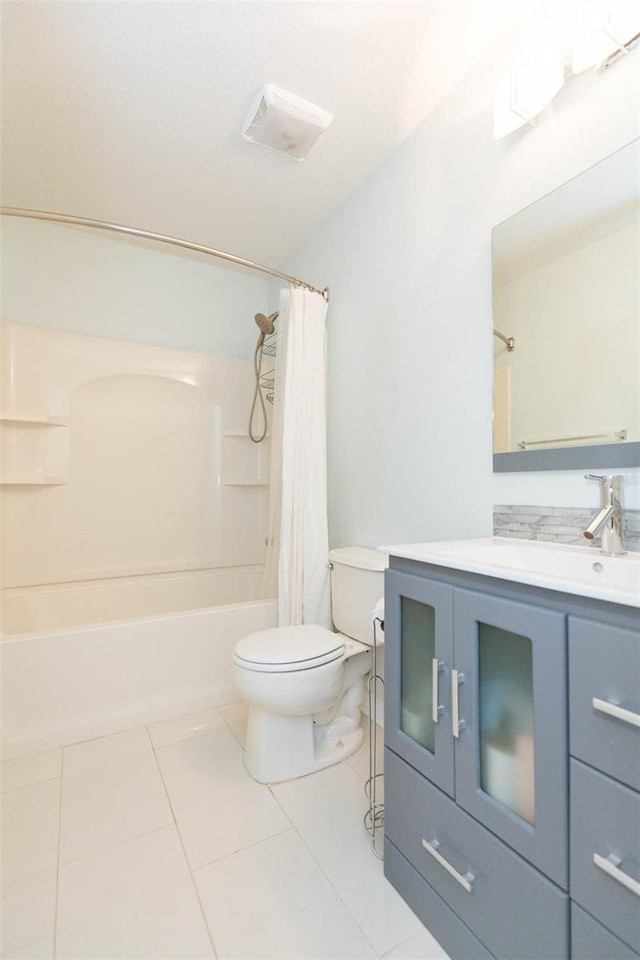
[582,474,626,556]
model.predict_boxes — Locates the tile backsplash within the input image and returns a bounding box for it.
[494,504,640,553]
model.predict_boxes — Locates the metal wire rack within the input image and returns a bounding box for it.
[364,616,385,859]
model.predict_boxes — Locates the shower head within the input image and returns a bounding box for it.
[254,312,278,335]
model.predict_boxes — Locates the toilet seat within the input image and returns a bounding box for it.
[233,624,345,673]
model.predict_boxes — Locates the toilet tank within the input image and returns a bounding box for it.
[329,546,389,645]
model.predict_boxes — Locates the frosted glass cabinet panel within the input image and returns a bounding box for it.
[400,596,436,752]
[478,623,535,825]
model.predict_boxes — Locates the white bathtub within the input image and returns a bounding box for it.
[1,566,277,759]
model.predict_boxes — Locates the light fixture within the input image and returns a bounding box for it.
[494,45,565,139]
[572,0,640,72]
[494,0,640,139]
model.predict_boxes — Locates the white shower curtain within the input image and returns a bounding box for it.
[261,286,331,628]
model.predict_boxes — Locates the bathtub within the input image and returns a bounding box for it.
[1,566,277,759]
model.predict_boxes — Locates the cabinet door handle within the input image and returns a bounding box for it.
[422,838,475,893]
[451,670,465,738]
[432,659,444,724]
[593,852,640,898]
[592,698,640,729]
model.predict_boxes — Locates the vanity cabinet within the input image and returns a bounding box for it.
[384,556,640,960]
[385,570,567,886]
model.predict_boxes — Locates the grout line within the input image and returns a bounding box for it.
[190,825,294,876]
[150,724,230,752]
[266,767,381,959]
[145,724,220,960]
[56,821,174,868]
[52,747,65,959]
[217,702,248,749]
[1,773,62,796]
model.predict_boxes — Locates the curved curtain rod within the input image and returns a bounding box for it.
[0,206,330,302]
[493,328,515,351]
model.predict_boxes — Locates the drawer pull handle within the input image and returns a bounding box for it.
[432,659,445,724]
[592,698,640,729]
[451,670,465,738]
[422,838,475,893]
[593,853,640,898]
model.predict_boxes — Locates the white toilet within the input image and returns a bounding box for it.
[232,546,388,783]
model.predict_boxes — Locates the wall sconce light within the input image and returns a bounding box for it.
[573,0,640,72]
[494,46,565,139]
[494,0,640,140]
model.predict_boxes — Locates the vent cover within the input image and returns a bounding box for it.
[242,84,333,161]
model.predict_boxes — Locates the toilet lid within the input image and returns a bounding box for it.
[234,625,345,672]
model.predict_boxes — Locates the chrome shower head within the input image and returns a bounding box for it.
[254,312,277,335]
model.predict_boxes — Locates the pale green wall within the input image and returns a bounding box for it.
[285,14,640,548]
[2,218,269,359]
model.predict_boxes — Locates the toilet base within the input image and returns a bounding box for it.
[243,706,364,783]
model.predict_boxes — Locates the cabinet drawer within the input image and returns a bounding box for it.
[385,748,569,960]
[384,838,494,960]
[570,759,640,952]
[569,617,640,790]
[571,903,639,960]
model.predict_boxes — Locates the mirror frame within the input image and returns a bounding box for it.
[494,440,640,472]
[492,139,640,474]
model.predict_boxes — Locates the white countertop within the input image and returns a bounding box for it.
[381,537,640,608]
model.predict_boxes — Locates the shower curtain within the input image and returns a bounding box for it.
[262,286,331,628]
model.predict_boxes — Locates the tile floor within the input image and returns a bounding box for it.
[1,703,450,960]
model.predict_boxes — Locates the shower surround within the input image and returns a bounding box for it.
[1,321,276,758]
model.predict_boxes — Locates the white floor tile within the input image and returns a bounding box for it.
[273,763,423,956]
[194,829,376,959]
[383,926,451,959]
[0,780,60,955]
[1,749,62,794]
[156,729,289,868]
[56,825,214,960]
[1,935,54,959]
[60,728,172,864]
[148,707,226,748]
[346,721,385,782]
[218,700,248,746]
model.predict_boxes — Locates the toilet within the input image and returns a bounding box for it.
[232,546,388,783]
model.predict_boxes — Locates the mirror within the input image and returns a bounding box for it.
[493,139,640,472]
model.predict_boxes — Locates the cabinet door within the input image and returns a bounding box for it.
[453,588,568,888]
[384,570,454,796]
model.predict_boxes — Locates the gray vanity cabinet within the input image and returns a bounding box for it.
[384,556,640,960]
[385,571,567,887]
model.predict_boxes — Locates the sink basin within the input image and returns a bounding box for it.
[382,537,640,607]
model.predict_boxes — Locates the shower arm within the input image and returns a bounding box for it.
[0,206,330,302]
[493,328,515,351]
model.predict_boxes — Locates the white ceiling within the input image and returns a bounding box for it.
[2,1,523,268]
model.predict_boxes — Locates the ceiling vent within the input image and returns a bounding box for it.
[242,84,333,162]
